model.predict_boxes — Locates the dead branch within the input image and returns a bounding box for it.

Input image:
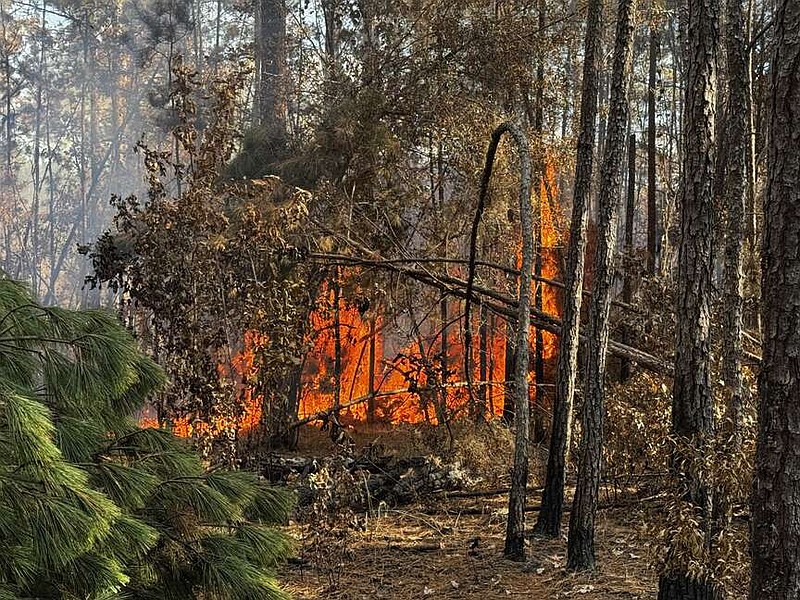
[308,252,674,376]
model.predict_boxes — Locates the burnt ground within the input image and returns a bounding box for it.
[276,426,661,599]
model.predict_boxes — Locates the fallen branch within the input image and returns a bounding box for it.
[386,542,443,553]
[308,226,675,376]
[311,252,644,314]
[344,256,673,375]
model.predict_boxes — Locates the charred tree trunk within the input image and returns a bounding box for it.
[367,317,377,424]
[744,0,757,249]
[489,312,497,415]
[331,274,343,441]
[567,0,635,571]
[750,1,800,596]
[438,291,449,427]
[647,19,659,274]
[721,0,747,440]
[533,0,604,539]
[657,0,719,594]
[479,303,489,419]
[503,319,517,425]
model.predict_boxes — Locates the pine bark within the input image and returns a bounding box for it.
[566,0,636,571]
[749,1,800,597]
[658,0,719,594]
[533,0,603,539]
[721,0,747,438]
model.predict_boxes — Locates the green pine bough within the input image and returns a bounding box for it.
[0,278,293,599]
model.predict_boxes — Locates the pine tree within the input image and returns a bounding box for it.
[0,277,293,599]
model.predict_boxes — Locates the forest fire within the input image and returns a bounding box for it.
[536,160,563,360]
[295,160,564,427]
[145,161,564,436]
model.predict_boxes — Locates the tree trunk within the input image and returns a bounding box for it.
[253,0,287,153]
[647,19,659,274]
[474,124,533,563]
[533,0,603,540]
[330,273,343,441]
[321,0,340,64]
[479,303,489,419]
[620,132,636,381]
[367,317,377,424]
[567,0,636,571]
[744,0,757,249]
[438,291,449,427]
[658,0,719,593]
[720,0,747,440]
[503,318,517,425]
[749,1,800,597]
[532,0,547,444]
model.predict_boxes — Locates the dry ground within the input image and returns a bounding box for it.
[277,425,660,599]
[281,495,660,599]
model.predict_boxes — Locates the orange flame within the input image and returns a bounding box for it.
[144,158,564,435]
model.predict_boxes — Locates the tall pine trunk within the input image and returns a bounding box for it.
[567,0,636,570]
[658,0,719,594]
[533,0,603,539]
[721,0,747,440]
[749,1,800,596]
[532,0,547,444]
[647,16,659,274]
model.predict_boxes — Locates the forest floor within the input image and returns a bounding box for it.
[277,426,660,599]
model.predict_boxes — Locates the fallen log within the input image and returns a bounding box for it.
[262,453,476,510]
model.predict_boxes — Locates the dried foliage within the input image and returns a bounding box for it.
[86,59,318,457]
[600,268,758,594]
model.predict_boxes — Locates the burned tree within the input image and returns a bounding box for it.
[657,0,719,594]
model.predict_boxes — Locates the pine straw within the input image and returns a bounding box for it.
[280,492,659,599]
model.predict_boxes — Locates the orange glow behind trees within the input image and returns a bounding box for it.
[146,160,564,436]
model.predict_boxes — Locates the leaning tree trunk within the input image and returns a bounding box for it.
[750,1,800,597]
[533,0,604,539]
[463,122,532,559]
[567,0,636,571]
[467,124,535,563]
[657,0,719,595]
